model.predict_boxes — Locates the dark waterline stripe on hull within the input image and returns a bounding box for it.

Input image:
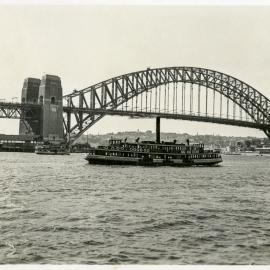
[86,158,222,167]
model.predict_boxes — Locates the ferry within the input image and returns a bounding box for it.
[35,143,70,155]
[85,117,222,166]
[85,138,222,166]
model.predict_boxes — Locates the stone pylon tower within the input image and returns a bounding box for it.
[38,75,64,143]
[19,78,41,135]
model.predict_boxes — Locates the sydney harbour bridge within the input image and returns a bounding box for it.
[0,66,270,144]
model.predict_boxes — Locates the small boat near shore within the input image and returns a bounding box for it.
[256,147,270,155]
[35,143,70,155]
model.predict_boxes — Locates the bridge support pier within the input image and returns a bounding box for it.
[156,117,160,143]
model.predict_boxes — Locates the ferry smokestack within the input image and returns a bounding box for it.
[156,117,160,143]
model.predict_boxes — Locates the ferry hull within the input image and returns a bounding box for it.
[85,154,222,166]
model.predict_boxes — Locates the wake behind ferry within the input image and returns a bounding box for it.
[85,117,222,167]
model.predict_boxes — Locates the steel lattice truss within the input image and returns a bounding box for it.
[0,102,41,133]
[0,102,41,118]
[63,67,270,142]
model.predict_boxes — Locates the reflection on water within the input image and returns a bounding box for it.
[0,153,270,264]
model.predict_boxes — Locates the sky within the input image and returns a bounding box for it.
[0,4,270,137]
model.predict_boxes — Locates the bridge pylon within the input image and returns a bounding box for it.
[19,78,41,135]
[38,75,64,143]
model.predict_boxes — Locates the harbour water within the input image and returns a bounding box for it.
[0,153,270,264]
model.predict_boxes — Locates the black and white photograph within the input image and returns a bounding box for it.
[0,0,270,267]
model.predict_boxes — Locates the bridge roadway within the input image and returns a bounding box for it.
[0,101,268,130]
[62,106,270,130]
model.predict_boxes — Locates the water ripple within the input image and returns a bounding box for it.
[0,153,270,264]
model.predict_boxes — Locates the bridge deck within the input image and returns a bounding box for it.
[0,101,269,138]
[62,106,268,130]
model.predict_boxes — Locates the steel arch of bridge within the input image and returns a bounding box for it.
[63,67,270,142]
